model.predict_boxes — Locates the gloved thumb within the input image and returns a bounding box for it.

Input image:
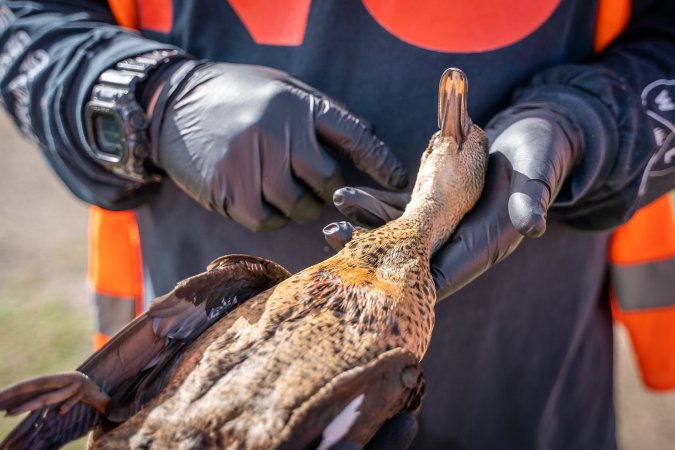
[323,221,357,251]
[487,113,577,239]
[508,175,551,238]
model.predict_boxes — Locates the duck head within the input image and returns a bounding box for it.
[403,68,489,253]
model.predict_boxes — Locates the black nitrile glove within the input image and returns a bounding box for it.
[147,61,408,231]
[323,104,580,300]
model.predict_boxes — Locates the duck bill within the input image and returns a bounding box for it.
[438,68,471,145]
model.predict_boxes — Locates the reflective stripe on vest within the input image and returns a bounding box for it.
[88,206,144,350]
[610,195,675,311]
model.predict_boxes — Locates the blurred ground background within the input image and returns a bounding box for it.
[0,112,674,449]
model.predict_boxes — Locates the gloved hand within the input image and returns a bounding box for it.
[323,104,580,300]
[146,61,408,231]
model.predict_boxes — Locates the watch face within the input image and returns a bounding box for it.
[92,112,125,160]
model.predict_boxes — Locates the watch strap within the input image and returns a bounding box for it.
[100,49,184,94]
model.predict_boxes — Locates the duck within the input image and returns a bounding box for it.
[0,68,488,450]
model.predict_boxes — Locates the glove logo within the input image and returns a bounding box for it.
[641,79,675,181]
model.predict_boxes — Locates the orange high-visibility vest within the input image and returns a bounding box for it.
[86,2,145,351]
[594,0,675,391]
[610,196,675,390]
[96,1,675,389]
[88,206,143,350]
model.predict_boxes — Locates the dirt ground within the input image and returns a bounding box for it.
[0,112,673,448]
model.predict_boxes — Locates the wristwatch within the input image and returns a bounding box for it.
[84,50,182,182]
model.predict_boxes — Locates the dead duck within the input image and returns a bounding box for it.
[0,68,487,450]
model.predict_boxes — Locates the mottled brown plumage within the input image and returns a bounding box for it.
[0,69,487,449]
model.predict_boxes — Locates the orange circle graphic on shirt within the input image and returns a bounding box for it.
[362,0,562,53]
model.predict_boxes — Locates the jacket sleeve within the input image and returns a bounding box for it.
[513,0,675,230]
[0,0,180,209]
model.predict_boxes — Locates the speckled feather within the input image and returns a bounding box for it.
[92,130,488,450]
[0,73,488,450]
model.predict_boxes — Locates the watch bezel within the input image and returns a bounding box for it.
[83,50,182,183]
[84,102,128,164]
[84,88,157,183]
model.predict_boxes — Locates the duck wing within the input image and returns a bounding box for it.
[0,254,290,450]
[277,348,426,450]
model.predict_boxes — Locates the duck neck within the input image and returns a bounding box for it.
[396,137,467,256]
[398,194,464,258]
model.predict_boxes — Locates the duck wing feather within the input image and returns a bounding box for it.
[278,348,426,450]
[0,254,290,450]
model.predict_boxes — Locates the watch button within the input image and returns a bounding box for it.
[129,110,149,130]
[133,143,149,159]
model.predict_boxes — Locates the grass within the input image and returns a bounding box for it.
[0,270,91,449]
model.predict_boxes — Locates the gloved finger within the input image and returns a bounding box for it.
[508,173,551,238]
[290,133,346,203]
[261,165,324,224]
[365,412,418,450]
[351,186,411,210]
[333,187,406,228]
[323,221,356,251]
[313,97,409,190]
[225,198,289,232]
[204,148,290,231]
[266,186,324,224]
